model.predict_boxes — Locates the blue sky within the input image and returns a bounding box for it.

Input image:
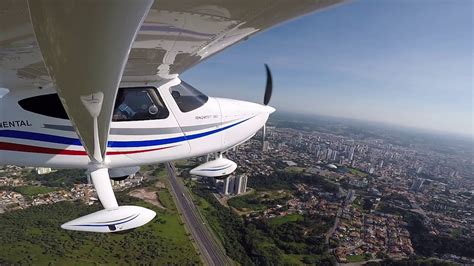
[182,0,473,138]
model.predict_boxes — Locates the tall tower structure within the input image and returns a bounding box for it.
[223,176,230,195]
[263,141,270,152]
[235,175,248,194]
[326,148,333,161]
[239,175,248,194]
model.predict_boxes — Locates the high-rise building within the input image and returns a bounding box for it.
[410,178,425,192]
[416,166,423,174]
[220,174,248,195]
[349,146,355,161]
[222,177,230,195]
[263,141,270,152]
[242,175,248,193]
[236,175,248,194]
[228,176,236,194]
[338,156,344,165]
[35,167,51,175]
[326,148,333,161]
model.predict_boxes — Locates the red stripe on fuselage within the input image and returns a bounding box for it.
[107,145,176,155]
[0,142,176,156]
[0,142,87,155]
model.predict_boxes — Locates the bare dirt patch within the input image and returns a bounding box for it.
[155,181,166,189]
[129,188,165,209]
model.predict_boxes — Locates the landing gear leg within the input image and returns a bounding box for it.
[60,167,156,233]
[89,168,118,209]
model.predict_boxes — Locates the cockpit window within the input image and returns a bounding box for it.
[18,93,69,119]
[112,87,169,121]
[169,81,208,112]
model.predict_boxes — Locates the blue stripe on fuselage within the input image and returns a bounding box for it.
[0,117,253,148]
[0,130,81,145]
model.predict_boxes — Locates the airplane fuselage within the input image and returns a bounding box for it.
[0,77,273,169]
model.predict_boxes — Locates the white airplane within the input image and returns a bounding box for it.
[0,0,343,232]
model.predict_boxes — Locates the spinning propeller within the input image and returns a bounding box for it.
[262,64,273,148]
[263,64,273,106]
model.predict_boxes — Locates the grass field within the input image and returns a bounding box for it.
[227,193,266,211]
[268,213,304,226]
[346,254,366,262]
[284,166,305,173]
[152,167,168,179]
[13,185,57,197]
[228,190,292,213]
[157,190,175,210]
[0,190,201,265]
[348,167,368,177]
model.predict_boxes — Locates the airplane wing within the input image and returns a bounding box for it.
[1,0,344,88]
[1,0,343,162]
[1,0,344,232]
[27,0,154,163]
[0,0,341,161]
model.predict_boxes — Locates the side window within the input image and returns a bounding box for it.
[169,81,209,113]
[112,87,169,122]
[18,93,69,119]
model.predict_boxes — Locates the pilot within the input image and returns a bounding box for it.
[113,91,136,120]
[118,102,136,119]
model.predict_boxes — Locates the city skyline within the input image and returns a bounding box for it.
[182,0,473,138]
[2,112,472,264]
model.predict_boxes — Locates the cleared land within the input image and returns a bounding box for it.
[284,166,305,173]
[129,187,165,209]
[346,254,367,263]
[347,167,368,177]
[13,186,57,197]
[228,190,292,214]
[268,213,304,226]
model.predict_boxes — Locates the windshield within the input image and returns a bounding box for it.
[169,81,208,112]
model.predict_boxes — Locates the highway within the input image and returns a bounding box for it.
[165,163,230,266]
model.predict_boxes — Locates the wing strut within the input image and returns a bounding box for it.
[89,168,118,209]
[28,0,153,163]
[28,0,156,232]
